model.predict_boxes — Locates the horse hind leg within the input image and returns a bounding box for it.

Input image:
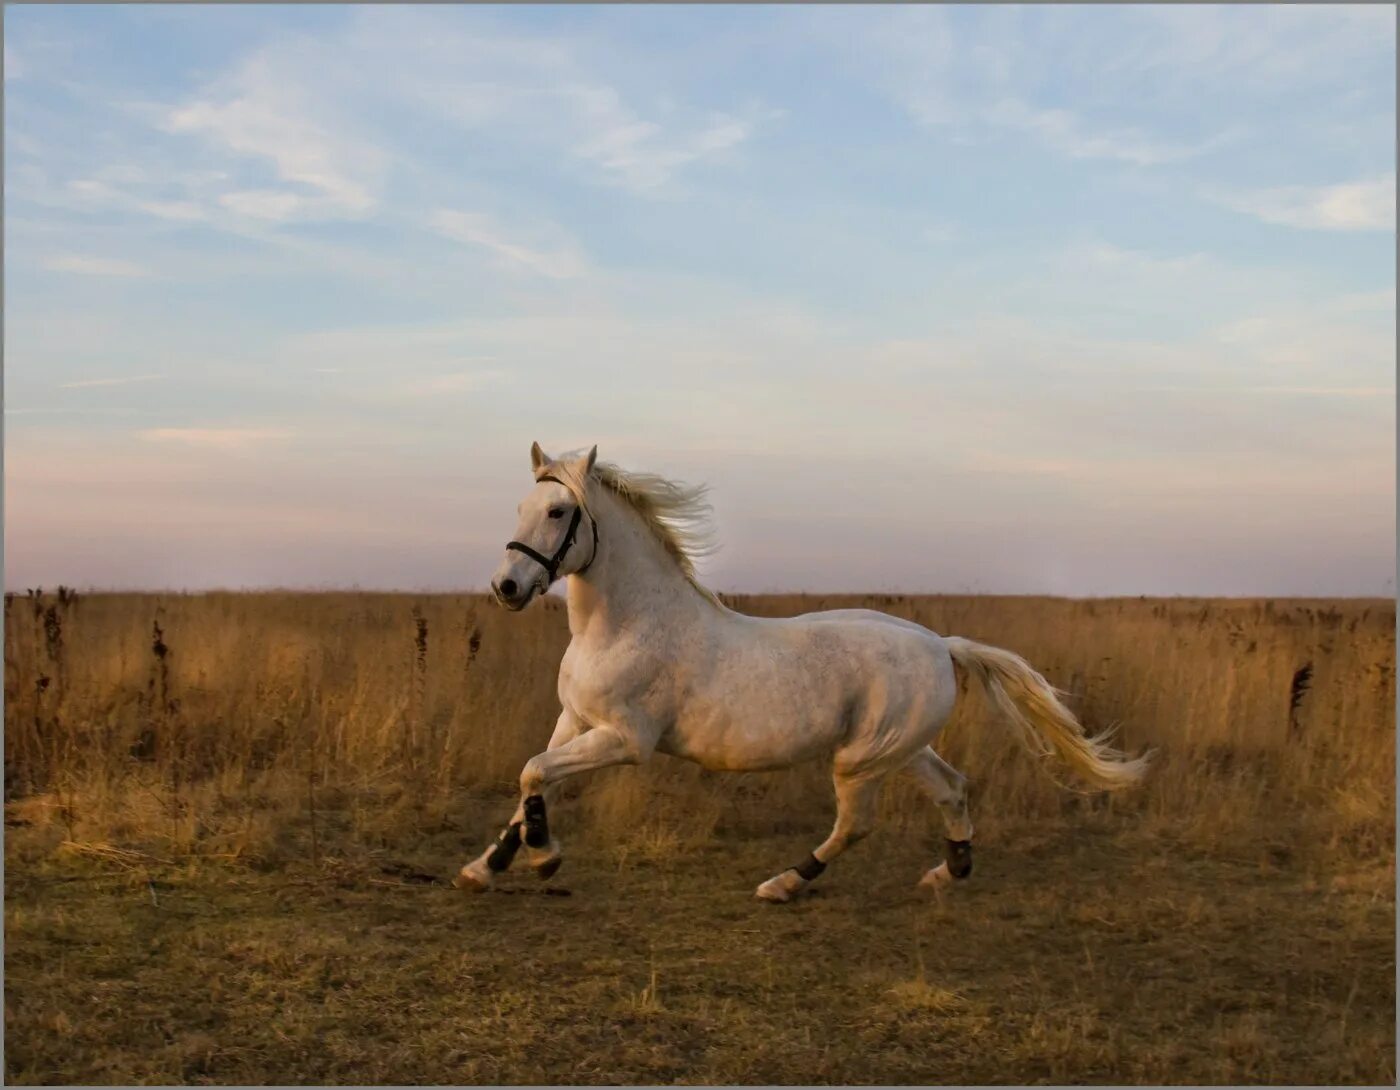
[756,770,884,904]
[903,746,974,892]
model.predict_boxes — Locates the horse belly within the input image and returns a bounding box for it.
[660,683,850,772]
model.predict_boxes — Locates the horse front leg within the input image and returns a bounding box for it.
[455,722,644,891]
[454,710,581,891]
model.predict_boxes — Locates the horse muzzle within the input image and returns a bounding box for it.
[491,575,541,611]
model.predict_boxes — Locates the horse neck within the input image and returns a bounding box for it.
[565,489,709,638]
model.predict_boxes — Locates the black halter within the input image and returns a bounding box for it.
[505,474,599,582]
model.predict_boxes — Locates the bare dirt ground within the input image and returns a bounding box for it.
[5,807,1393,1085]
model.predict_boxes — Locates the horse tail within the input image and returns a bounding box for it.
[944,637,1151,792]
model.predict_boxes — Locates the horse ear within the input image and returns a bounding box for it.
[530,441,549,472]
[582,445,597,475]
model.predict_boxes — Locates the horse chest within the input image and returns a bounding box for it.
[558,638,677,723]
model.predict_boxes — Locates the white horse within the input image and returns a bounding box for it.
[456,443,1149,902]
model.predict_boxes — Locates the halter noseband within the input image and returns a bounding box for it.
[505,474,599,582]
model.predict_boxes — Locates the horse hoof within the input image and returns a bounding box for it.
[535,855,563,880]
[917,863,953,892]
[755,872,803,903]
[453,865,492,893]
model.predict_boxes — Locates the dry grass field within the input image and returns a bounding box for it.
[4,590,1395,1084]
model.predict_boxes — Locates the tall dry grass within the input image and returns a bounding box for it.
[4,590,1394,870]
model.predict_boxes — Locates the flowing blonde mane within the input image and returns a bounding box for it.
[540,455,720,603]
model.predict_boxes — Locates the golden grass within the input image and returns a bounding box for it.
[4,590,1394,1084]
[5,590,1393,866]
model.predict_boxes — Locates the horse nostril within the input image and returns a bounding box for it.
[500,578,518,598]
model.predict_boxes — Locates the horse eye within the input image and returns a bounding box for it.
[548,507,566,519]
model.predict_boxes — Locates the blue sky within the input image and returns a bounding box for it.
[5,4,1395,595]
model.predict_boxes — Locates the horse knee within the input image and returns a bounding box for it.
[520,758,546,797]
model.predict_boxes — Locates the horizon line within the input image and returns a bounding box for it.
[5,585,1394,604]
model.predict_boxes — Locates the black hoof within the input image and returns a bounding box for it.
[945,838,973,879]
[535,856,563,880]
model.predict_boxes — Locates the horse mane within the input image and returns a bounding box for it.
[540,454,721,604]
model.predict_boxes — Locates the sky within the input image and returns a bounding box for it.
[5,4,1396,596]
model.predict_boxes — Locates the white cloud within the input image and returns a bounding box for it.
[156,11,774,217]
[59,373,163,389]
[1330,288,1397,314]
[138,427,292,449]
[402,370,502,397]
[218,188,309,222]
[828,5,1380,179]
[42,254,148,277]
[163,52,383,220]
[1215,175,1396,231]
[1143,385,1393,398]
[1128,5,1396,90]
[565,85,771,192]
[21,7,776,269]
[6,407,149,417]
[828,7,1237,168]
[137,199,208,222]
[1203,300,1395,376]
[66,178,114,201]
[987,99,1229,167]
[339,9,776,195]
[275,320,510,383]
[970,240,1304,338]
[62,178,212,223]
[1073,241,1211,275]
[429,210,587,279]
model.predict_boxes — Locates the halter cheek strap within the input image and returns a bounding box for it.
[505,474,599,582]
